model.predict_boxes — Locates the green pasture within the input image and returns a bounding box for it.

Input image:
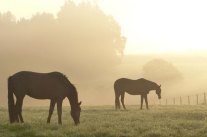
[1,105,207,137]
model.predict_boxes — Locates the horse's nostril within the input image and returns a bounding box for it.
[75,122,80,126]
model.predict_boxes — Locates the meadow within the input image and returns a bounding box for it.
[1,105,207,137]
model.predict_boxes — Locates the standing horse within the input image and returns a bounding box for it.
[114,78,161,110]
[8,71,81,125]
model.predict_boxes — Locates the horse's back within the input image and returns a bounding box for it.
[11,71,64,79]
[114,78,155,95]
[9,71,69,99]
[10,71,62,85]
[114,78,142,90]
[114,78,147,86]
[11,71,61,77]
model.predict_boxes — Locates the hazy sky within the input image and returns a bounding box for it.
[1,0,207,54]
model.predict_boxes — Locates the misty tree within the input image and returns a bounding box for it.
[0,11,16,23]
[142,59,182,82]
[0,1,126,78]
[56,1,126,69]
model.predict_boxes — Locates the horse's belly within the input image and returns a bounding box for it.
[126,90,142,95]
[27,93,51,99]
[27,94,51,99]
[26,89,54,99]
[25,83,57,99]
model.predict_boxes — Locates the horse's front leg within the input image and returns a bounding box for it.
[140,95,143,110]
[144,95,149,109]
[57,99,63,125]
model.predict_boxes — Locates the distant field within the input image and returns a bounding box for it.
[1,105,207,137]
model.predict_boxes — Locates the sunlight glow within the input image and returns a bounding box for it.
[0,0,207,54]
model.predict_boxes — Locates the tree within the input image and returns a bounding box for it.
[142,59,182,82]
[0,1,126,78]
[0,1,127,105]
[56,1,126,70]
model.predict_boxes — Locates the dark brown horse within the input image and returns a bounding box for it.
[8,71,81,125]
[114,78,161,110]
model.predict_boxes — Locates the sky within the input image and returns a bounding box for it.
[0,0,207,54]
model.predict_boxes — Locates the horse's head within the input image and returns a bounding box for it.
[71,101,81,125]
[156,85,161,99]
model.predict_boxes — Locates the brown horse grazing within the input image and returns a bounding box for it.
[114,78,161,110]
[8,71,81,125]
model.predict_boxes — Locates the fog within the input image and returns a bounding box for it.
[0,1,207,106]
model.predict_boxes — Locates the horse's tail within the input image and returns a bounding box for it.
[8,76,15,123]
[114,81,117,95]
[114,80,121,110]
[114,80,120,96]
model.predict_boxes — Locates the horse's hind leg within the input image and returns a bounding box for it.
[14,103,19,123]
[140,95,144,110]
[115,95,121,110]
[115,96,118,110]
[47,99,56,123]
[144,95,149,109]
[114,87,122,110]
[121,93,126,110]
[15,97,24,123]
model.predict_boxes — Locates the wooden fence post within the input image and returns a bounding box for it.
[197,95,199,105]
[180,96,182,105]
[188,96,190,105]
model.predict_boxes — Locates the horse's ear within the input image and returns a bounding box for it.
[159,84,161,88]
[78,101,82,106]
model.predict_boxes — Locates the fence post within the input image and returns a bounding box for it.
[188,96,190,105]
[180,96,182,105]
[173,98,175,105]
[197,94,199,105]
[204,93,206,104]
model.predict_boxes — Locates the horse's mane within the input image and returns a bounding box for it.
[52,72,77,91]
[56,72,78,101]
[138,78,159,88]
[61,73,71,84]
[61,73,76,90]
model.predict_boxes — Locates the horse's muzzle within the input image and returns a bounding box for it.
[75,121,80,126]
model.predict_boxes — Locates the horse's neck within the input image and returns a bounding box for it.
[68,95,78,108]
[149,82,158,91]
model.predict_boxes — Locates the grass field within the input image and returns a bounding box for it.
[1,105,207,137]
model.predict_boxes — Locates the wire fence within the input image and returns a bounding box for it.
[147,92,207,105]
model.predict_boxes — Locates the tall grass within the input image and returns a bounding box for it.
[1,105,207,137]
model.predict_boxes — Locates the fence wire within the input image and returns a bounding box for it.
[151,92,207,105]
